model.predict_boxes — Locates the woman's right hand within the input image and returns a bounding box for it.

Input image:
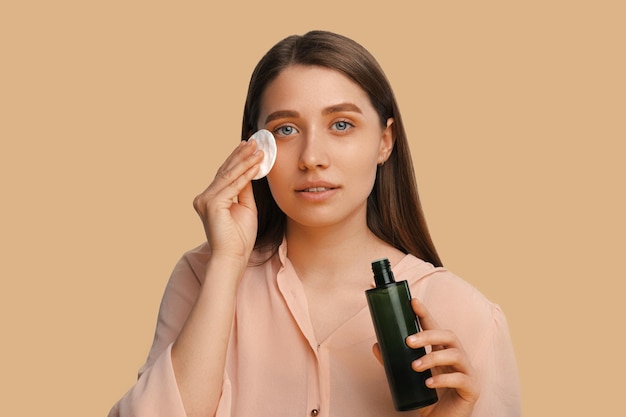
[193,139,264,269]
[172,140,263,417]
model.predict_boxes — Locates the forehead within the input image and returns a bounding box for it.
[259,65,372,115]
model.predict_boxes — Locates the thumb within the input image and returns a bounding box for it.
[411,298,440,332]
[371,343,383,365]
[236,181,257,211]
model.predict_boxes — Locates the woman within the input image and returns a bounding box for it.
[109,31,521,417]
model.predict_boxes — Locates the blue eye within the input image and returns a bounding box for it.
[333,120,353,131]
[275,125,296,136]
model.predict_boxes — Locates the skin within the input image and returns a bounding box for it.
[173,65,479,417]
[260,65,402,342]
[260,65,390,232]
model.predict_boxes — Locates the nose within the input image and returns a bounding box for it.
[298,130,329,171]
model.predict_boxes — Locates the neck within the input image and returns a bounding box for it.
[285,218,395,287]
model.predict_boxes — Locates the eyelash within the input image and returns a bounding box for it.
[332,120,354,131]
[273,125,297,137]
[271,119,355,137]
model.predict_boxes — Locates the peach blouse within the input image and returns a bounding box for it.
[109,240,521,416]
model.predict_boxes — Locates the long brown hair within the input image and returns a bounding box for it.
[242,30,442,267]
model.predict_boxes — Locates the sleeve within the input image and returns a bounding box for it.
[107,246,207,417]
[470,304,522,417]
[412,269,522,417]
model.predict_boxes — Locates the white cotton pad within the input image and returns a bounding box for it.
[249,129,277,180]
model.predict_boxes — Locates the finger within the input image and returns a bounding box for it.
[411,347,471,375]
[425,372,480,403]
[371,343,383,365]
[408,298,449,353]
[410,298,440,332]
[222,153,262,198]
[212,141,246,180]
[215,140,262,184]
[406,329,457,351]
[195,145,262,209]
[236,180,256,211]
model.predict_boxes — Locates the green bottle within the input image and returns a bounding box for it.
[365,258,438,411]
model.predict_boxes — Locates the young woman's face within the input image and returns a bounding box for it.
[258,65,394,231]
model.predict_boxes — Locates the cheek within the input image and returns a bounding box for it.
[265,162,289,204]
[266,152,288,185]
[363,164,380,193]
[353,148,380,176]
[355,150,381,190]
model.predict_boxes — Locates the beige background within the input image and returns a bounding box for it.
[1,1,624,415]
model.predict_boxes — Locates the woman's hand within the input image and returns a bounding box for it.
[373,298,480,417]
[172,140,264,417]
[193,139,264,268]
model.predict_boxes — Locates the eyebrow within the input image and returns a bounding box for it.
[264,102,363,125]
[264,110,300,125]
[322,102,363,116]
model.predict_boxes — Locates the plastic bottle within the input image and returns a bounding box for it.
[365,258,438,411]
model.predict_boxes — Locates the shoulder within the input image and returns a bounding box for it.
[396,255,494,312]
[396,255,502,344]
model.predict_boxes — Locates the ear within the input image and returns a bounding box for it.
[378,118,395,165]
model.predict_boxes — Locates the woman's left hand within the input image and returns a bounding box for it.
[373,298,480,417]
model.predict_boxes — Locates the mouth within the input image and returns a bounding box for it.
[299,187,335,193]
[294,182,340,201]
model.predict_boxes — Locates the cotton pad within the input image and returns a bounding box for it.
[249,129,277,180]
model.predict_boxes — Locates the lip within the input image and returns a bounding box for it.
[295,181,340,192]
[295,181,340,202]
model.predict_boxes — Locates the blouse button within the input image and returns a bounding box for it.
[310,409,319,416]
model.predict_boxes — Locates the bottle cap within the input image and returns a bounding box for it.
[249,129,277,180]
[371,258,395,286]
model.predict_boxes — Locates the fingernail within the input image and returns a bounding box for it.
[406,335,418,345]
[425,377,434,387]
